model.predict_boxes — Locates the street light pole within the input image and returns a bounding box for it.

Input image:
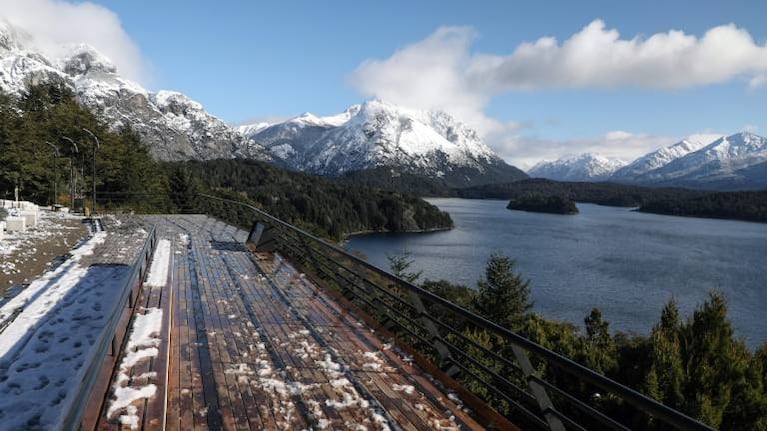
[44,141,59,206]
[82,128,100,215]
[62,137,79,210]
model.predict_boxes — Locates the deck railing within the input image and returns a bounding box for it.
[88,191,716,431]
[192,193,716,431]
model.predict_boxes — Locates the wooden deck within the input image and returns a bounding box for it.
[94,215,495,430]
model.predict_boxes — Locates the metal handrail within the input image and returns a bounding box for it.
[61,224,158,431]
[195,193,716,431]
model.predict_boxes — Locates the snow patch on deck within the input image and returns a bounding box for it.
[145,239,171,287]
[107,307,163,428]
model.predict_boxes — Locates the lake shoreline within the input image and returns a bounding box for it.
[346,198,767,348]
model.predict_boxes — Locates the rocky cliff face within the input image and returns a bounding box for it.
[0,21,268,162]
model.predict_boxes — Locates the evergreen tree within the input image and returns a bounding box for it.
[169,165,200,212]
[583,308,617,374]
[387,251,422,283]
[472,253,532,331]
[643,299,685,408]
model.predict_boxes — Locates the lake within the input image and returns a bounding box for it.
[345,198,767,347]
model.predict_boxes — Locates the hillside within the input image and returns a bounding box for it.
[165,159,454,240]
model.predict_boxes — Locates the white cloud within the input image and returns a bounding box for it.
[348,26,517,138]
[349,20,766,166]
[1,0,146,83]
[471,20,767,90]
[501,131,726,170]
[497,131,679,170]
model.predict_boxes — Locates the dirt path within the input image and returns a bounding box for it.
[0,212,87,297]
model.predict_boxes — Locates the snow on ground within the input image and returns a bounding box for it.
[1,210,84,281]
[144,239,170,287]
[107,307,163,429]
[0,231,133,430]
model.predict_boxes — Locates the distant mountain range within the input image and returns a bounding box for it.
[529,132,767,190]
[528,154,627,182]
[2,20,764,191]
[0,20,525,188]
[238,100,527,187]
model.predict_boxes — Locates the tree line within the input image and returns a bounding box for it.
[389,252,767,430]
[164,159,453,240]
[639,191,767,222]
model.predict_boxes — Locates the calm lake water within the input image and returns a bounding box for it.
[345,198,767,347]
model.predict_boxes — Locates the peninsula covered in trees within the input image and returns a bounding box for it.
[507,193,579,214]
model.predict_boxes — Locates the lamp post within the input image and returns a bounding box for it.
[61,137,79,210]
[44,141,59,206]
[82,128,100,215]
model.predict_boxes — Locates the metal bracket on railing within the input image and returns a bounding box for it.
[406,292,460,377]
[510,344,566,431]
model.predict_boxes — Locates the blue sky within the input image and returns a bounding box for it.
[6,0,767,166]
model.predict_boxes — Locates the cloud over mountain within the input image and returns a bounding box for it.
[350,20,767,166]
[1,0,147,83]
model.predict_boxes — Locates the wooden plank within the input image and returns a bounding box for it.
[133,216,514,430]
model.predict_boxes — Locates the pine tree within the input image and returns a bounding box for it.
[472,253,532,331]
[387,251,422,283]
[583,308,617,374]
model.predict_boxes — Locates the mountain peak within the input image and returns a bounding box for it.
[60,44,117,76]
[0,20,30,53]
[239,99,526,187]
[529,153,626,181]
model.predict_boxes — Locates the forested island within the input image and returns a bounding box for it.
[457,178,704,206]
[506,193,579,214]
[455,178,767,223]
[639,191,767,222]
[0,84,452,241]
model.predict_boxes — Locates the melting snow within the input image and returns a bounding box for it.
[145,239,171,287]
[107,307,163,428]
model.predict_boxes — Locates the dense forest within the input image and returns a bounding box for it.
[0,83,166,207]
[163,159,453,240]
[0,83,452,241]
[338,167,455,197]
[389,253,767,430]
[639,191,767,222]
[507,193,579,214]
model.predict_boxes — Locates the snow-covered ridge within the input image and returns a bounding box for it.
[630,132,767,185]
[534,132,767,189]
[239,99,515,182]
[528,153,627,181]
[0,20,267,162]
[611,137,713,180]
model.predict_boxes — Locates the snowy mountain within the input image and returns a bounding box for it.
[0,20,267,161]
[632,132,767,187]
[611,138,712,181]
[528,154,627,182]
[239,100,527,187]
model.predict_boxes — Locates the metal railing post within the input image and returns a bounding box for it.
[510,344,566,431]
[405,292,460,377]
